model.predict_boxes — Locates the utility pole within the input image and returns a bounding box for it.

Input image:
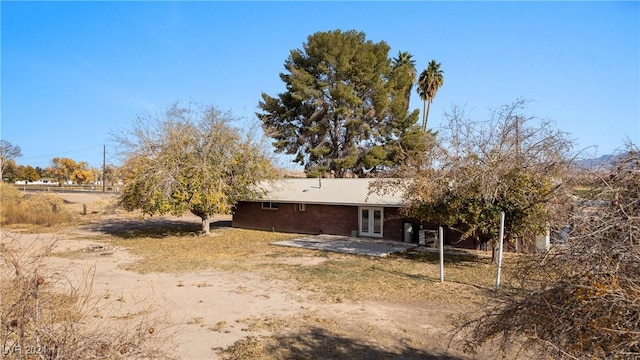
[102,144,106,192]
[515,115,521,165]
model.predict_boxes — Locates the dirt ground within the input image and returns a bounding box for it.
[3,192,483,359]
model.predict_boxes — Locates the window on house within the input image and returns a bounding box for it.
[298,203,306,211]
[261,202,280,210]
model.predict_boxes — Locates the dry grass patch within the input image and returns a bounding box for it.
[108,229,302,273]
[269,251,497,304]
[211,320,229,333]
[0,185,120,231]
[63,197,118,217]
[238,315,290,333]
[107,226,499,304]
[0,184,75,229]
[216,336,266,359]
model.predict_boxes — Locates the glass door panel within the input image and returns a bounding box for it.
[361,209,369,234]
[373,209,382,235]
[359,207,383,238]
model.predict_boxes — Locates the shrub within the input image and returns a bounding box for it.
[458,146,640,359]
[0,184,73,226]
[0,233,176,359]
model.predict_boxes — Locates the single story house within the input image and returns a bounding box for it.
[232,178,465,245]
[232,178,553,251]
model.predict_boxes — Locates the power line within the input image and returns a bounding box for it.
[19,145,104,160]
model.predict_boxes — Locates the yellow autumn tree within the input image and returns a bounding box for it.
[116,103,276,233]
[71,167,94,184]
[49,158,92,184]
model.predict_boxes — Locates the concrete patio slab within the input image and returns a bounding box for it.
[272,234,417,257]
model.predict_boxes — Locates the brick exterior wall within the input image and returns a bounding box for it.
[232,201,476,247]
[232,202,405,241]
[381,207,404,241]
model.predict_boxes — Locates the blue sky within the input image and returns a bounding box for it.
[2,1,638,170]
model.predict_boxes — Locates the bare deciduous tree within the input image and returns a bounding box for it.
[0,140,22,180]
[458,145,640,358]
[403,99,574,255]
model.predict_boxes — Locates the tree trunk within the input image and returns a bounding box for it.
[422,100,428,131]
[491,240,497,263]
[423,100,432,132]
[201,214,211,234]
[404,86,412,114]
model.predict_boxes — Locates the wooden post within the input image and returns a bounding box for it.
[82,204,87,215]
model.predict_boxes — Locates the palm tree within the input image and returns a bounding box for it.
[417,60,444,131]
[391,51,417,113]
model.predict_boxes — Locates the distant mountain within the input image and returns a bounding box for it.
[576,154,624,170]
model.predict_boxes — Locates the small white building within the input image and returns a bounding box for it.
[15,178,59,186]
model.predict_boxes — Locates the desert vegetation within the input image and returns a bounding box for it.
[0,233,175,359]
[457,146,640,359]
[0,184,73,227]
[0,188,175,359]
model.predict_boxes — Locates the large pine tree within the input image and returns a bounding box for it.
[258,29,426,177]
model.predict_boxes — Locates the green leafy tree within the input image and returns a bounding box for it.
[404,100,573,255]
[417,60,444,131]
[258,29,425,177]
[116,103,276,233]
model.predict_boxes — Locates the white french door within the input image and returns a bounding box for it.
[359,207,383,238]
